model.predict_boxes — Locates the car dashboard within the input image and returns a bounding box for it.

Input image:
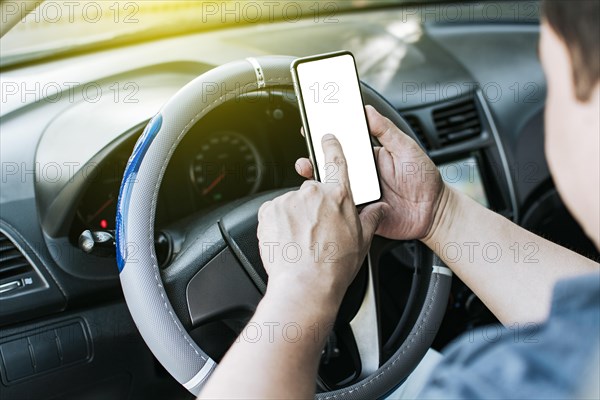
[1,2,598,398]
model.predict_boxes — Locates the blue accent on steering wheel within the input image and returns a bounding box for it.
[115,113,163,272]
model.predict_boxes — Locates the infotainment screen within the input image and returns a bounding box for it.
[438,156,488,207]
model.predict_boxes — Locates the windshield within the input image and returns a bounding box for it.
[0,0,403,67]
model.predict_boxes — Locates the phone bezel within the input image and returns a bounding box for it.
[290,50,382,207]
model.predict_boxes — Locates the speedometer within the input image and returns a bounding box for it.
[189,131,263,205]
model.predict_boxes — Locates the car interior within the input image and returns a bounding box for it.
[1,1,599,399]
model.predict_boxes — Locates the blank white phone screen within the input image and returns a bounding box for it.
[296,54,380,205]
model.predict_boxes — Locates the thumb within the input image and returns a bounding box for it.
[359,202,387,243]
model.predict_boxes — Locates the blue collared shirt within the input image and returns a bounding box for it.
[419,273,600,399]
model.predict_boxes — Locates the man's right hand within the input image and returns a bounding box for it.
[295,105,447,241]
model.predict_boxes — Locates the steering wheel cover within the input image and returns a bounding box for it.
[116,55,452,397]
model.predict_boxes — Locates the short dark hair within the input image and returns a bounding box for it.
[542,0,600,101]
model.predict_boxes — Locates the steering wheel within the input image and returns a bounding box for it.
[116,55,452,398]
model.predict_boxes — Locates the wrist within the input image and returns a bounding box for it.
[264,276,341,327]
[421,184,461,249]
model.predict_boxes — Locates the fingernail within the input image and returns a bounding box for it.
[323,134,335,141]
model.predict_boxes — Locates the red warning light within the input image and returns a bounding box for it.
[100,219,108,229]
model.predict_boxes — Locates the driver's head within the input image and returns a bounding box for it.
[539,0,599,249]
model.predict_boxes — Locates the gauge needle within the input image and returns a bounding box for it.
[202,169,226,196]
[87,197,114,223]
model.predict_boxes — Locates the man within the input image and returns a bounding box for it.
[200,1,599,398]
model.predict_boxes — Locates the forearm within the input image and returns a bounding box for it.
[423,186,599,326]
[199,279,338,399]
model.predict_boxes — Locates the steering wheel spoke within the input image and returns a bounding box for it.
[161,190,291,331]
[186,247,262,327]
[349,253,381,378]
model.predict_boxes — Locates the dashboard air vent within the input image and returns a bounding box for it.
[403,114,431,151]
[0,232,32,280]
[432,99,481,146]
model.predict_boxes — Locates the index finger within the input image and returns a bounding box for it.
[321,134,350,187]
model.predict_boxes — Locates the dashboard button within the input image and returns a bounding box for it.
[56,324,88,364]
[0,338,34,381]
[29,331,60,372]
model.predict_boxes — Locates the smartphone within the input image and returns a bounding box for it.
[291,51,381,206]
